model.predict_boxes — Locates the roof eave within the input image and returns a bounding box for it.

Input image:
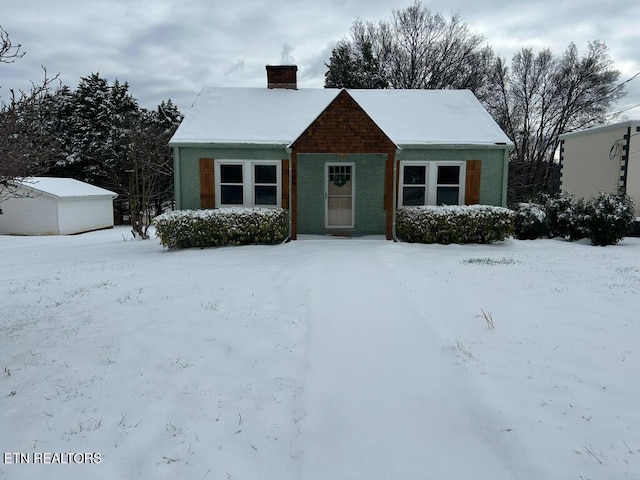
[170,141,290,149]
[12,181,118,199]
[170,140,513,150]
[398,141,514,149]
[559,119,640,140]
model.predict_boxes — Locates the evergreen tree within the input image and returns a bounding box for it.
[325,41,359,88]
[39,85,78,175]
[105,79,138,189]
[155,99,183,131]
[61,73,140,189]
[325,39,388,89]
[0,60,183,228]
[68,73,113,183]
[357,41,388,89]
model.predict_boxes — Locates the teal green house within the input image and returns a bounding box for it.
[169,66,512,240]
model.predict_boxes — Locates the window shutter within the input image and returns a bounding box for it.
[281,159,290,209]
[199,158,215,208]
[465,160,481,205]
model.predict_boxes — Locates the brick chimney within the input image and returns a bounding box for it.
[266,65,298,89]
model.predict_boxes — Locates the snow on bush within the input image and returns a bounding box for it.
[541,192,590,241]
[586,191,635,246]
[396,205,514,244]
[541,191,635,245]
[153,207,288,249]
[512,202,549,240]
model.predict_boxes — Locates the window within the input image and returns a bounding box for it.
[436,165,461,205]
[402,165,427,206]
[254,164,278,205]
[220,164,244,205]
[399,162,465,207]
[216,161,281,207]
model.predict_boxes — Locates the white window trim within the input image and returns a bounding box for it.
[399,161,429,207]
[399,161,466,207]
[215,160,281,208]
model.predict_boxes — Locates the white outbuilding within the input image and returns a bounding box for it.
[559,120,640,208]
[0,177,118,235]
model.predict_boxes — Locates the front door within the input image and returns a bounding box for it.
[325,163,355,228]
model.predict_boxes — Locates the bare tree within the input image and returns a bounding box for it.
[0,26,61,206]
[326,12,629,202]
[0,25,27,202]
[124,113,174,238]
[485,41,627,201]
[386,5,493,92]
[101,102,181,239]
[327,3,495,100]
[0,25,24,64]
[0,70,61,205]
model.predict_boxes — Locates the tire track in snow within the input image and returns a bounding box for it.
[293,239,533,479]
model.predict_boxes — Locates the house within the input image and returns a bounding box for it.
[559,120,640,209]
[169,65,513,239]
[0,177,118,235]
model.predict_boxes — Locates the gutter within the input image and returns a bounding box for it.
[169,141,292,150]
[397,142,515,150]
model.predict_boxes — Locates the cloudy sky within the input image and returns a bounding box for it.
[2,0,639,119]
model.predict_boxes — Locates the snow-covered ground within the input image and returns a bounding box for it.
[1,227,639,479]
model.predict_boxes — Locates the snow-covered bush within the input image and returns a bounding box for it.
[541,192,590,241]
[396,205,514,244]
[540,191,635,245]
[512,202,549,240]
[586,191,635,246]
[153,208,288,249]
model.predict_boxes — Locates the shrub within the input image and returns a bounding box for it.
[153,208,288,249]
[512,202,549,240]
[586,191,635,246]
[396,205,514,244]
[541,192,590,240]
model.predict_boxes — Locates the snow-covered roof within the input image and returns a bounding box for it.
[169,87,513,148]
[349,89,512,146]
[170,88,336,145]
[559,119,640,140]
[16,177,118,199]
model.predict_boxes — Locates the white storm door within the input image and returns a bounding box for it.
[325,163,355,228]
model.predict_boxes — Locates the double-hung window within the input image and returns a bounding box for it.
[399,161,465,207]
[435,164,462,205]
[216,161,281,207]
[401,164,428,206]
[253,164,278,205]
[219,164,244,205]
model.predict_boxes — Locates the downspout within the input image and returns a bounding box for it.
[501,147,510,207]
[286,147,293,241]
[173,147,181,210]
[392,149,401,241]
